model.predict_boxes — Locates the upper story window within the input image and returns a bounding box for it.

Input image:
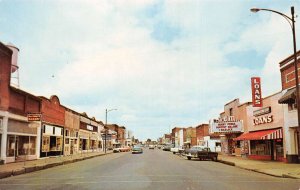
[229,108,233,116]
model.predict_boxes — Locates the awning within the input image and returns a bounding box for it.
[234,128,283,141]
[278,88,296,104]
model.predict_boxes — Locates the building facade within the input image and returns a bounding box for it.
[40,95,65,157]
[278,50,300,163]
[0,43,42,163]
[235,92,285,161]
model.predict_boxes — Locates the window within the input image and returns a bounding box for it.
[250,140,271,155]
[288,101,297,111]
[229,108,233,116]
[65,130,69,137]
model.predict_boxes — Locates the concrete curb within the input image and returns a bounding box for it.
[0,152,113,179]
[282,174,300,179]
[217,159,299,179]
[12,168,25,176]
[217,159,235,166]
[0,171,12,179]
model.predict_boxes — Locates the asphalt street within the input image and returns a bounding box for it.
[0,148,300,190]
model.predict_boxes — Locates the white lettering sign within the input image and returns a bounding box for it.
[253,115,273,126]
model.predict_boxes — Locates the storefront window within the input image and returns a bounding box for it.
[276,140,284,158]
[42,136,50,152]
[7,135,15,157]
[56,137,62,151]
[29,137,36,155]
[250,140,271,155]
[18,136,29,155]
[7,135,37,156]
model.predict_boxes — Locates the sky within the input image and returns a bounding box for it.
[0,0,299,141]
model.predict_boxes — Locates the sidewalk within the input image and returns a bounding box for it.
[218,154,300,179]
[0,151,113,179]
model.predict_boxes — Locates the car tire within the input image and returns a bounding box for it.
[187,157,191,160]
[173,152,175,154]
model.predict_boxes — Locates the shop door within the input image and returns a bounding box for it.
[275,140,284,161]
[70,140,74,155]
[15,136,19,158]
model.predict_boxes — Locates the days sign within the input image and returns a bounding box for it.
[27,113,42,121]
[251,77,262,107]
[253,107,271,117]
[210,116,243,133]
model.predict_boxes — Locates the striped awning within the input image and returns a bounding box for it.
[234,128,283,141]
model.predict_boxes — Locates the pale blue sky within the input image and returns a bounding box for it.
[0,0,299,141]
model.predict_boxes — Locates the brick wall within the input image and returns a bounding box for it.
[280,51,300,90]
[41,95,65,126]
[0,42,12,110]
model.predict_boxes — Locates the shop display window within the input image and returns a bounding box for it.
[29,137,36,155]
[276,140,284,157]
[250,140,271,155]
[7,135,15,157]
[18,136,29,155]
[7,135,37,156]
[42,136,50,152]
[56,137,62,151]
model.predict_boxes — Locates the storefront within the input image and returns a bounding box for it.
[64,109,80,156]
[41,124,63,157]
[6,119,40,163]
[79,115,98,152]
[40,95,65,157]
[235,92,286,161]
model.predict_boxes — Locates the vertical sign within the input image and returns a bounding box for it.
[251,77,262,107]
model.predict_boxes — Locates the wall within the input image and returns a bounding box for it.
[279,51,300,90]
[0,42,12,111]
[41,96,65,126]
[65,110,80,130]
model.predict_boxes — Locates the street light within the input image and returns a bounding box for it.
[104,108,117,154]
[251,6,300,161]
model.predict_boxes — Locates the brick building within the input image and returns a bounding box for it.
[40,95,65,157]
[278,50,300,163]
[0,42,42,163]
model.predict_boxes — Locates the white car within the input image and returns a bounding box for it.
[149,145,155,149]
[171,146,184,154]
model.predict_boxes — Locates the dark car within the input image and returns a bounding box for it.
[184,146,218,161]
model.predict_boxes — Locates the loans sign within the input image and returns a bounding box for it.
[251,77,262,107]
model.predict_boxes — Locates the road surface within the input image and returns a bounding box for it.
[0,148,299,190]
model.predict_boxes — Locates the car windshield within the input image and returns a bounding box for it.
[190,147,203,151]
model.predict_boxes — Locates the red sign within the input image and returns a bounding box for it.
[251,77,262,107]
[27,113,41,121]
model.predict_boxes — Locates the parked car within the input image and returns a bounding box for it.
[132,146,143,154]
[119,147,131,152]
[170,146,184,154]
[157,145,162,149]
[184,146,218,161]
[149,145,155,149]
[113,148,120,153]
[162,144,173,151]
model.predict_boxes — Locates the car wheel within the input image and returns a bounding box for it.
[187,157,191,160]
[212,156,217,161]
[173,152,175,154]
